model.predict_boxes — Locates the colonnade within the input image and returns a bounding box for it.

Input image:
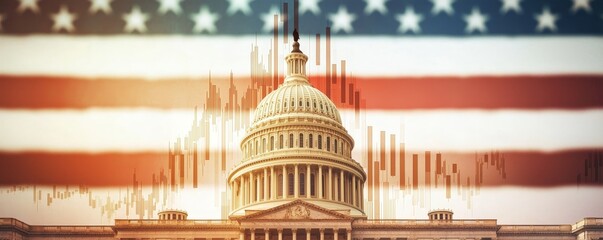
[239,228,352,240]
[230,164,364,211]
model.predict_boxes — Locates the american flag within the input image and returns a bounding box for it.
[0,0,602,224]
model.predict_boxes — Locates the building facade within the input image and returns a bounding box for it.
[2,37,602,240]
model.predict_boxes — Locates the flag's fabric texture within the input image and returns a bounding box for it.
[0,0,603,223]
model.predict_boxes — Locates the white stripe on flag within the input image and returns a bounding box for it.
[0,36,602,78]
[1,109,602,152]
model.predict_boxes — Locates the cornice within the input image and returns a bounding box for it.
[228,150,366,182]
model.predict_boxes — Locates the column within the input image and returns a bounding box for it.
[256,173,261,202]
[328,167,333,200]
[306,165,311,197]
[283,165,288,198]
[346,229,352,240]
[264,168,269,200]
[360,182,364,209]
[249,172,254,203]
[306,228,311,240]
[265,228,269,240]
[278,228,283,240]
[318,167,323,199]
[340,171,344,202]
[251,228,255,240]
[239,179,243,207]
[319,228,325,240]
[271,166,276,199]
[352,175,356,207]
[242,177,247,205]
[294,164,299,198]
[334,229,338,240]
[292,229,297,240]
[239,229,245,240]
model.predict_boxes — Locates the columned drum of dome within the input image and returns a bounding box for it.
[227,34,366,219]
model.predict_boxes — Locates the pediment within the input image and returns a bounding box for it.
[237,200,352,221]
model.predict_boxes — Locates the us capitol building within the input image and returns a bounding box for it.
[1,35,602,240]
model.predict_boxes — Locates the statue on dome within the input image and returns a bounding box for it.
[293,28,300,42]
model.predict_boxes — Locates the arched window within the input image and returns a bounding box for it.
[288,173,294,196]
[299,133,304,148]
[318,135,322,149]
[262,138,266,153]
[255,140,259,155]
[270,136,274,151]
[309,134,313,148]
[279,135,284,149]
[300,173,306,196]
[326,137,331,151]
[334,139,338,153]
[310,173,315,196]
[289,134,294,148]
[278,174,283,197]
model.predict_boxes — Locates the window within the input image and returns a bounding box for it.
[318,135,322,149]
[270,136,274,151]
[322,173,327,197]
[300,173,305,196]
[278,174,283,197]
[326,137,331,151]
[288,173,294,196]
[255,140,259,155]
[262,138,266,153]
[309,134,313,148]
[310,174,315,196]
[334,139,338,153]
[299,133,304,148]
[289,134,294,148]
[279,135,283,149]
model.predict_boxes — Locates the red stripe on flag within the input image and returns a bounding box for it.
[0,75,602,109]
[0,152,166,186]
[0,150,601,187]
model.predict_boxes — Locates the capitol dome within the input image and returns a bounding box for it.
[228,35,366,219]
[251,76,342,128]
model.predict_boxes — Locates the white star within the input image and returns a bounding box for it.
[463,7,488,33]
[260,6,281,33]
[299,0,321,15]
[122,6,150,33]
[572,0,592,13]
[430,0,454,15]
[534,7,559,32]
[157,0,183,15]
[396,7,423,34]
[89,0,113,14]
[364,0,389,15]
[227,0,253,16]
[17,0,40,13]
[500,0,522,14]
[0,14,4,31]
[328,6,356,34]
[190,7,219,33]
[51,6,77,33]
